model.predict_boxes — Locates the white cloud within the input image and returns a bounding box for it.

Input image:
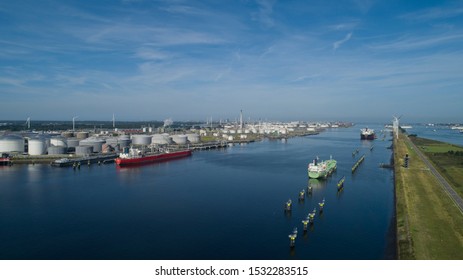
[400,6,463,21]
[135,47,171,61]
[253,0,276,27]
[333,32,353,50]
[368,33,463,51]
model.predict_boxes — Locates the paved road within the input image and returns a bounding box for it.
[405,136,463,215]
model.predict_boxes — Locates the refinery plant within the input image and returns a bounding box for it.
[0,114,349,165]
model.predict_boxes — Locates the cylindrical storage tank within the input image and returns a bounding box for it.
[67,138,80,148]
[117,138,131,148]
[76,132,89,139]
[161,133,173,144]
[0,135,25,153]
[131,135,152,145]
[50,137,67,147]
[151,134,170,145]
[28,138,47,155]
[61,131,74,138]
[47,146,66,155]
[79,138,105,153]
[186,133,200,143]
[105,137,119,146]
[75,145,93,155]
[171,134,188,145]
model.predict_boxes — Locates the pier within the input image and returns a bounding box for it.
[188,142,228,151]
[351,155,365,173]
[337,176,345,190]
[51,153,118,167]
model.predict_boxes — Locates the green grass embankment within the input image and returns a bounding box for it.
[395,133,463,259]
[409,136,463,198]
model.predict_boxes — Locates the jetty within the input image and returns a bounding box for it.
[351,155,365,173]
[337,176,345,190]
[51,153,118,167]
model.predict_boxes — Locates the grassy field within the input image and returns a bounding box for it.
[409,136,463,199]
[395,133,463,259]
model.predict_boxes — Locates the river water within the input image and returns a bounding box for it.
[0,124,395,260]
[404,125,463,147]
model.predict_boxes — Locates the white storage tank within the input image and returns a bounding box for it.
[50,137,68,147]
[105,137,119,146]
[79,138,105,153]
[67,138,80,148]
[28,138,47,155]
[75,145,93,155]
[47,146,66,155]
[76,132,89,139]
[0,134,25,153]
[171,134,188,145]
[61,131,74,138]
[152,134,172,145]
[186,133,200,143]
[131,134,152,145]
[117,136,131,148]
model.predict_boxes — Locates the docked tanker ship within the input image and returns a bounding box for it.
[116,148,192,166]
[360,128,375,140]
[308,157,337,179]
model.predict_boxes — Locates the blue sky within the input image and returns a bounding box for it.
[1,0,462,122]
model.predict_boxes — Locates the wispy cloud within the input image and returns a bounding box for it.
[368,33,463,51]
[160,5,208,16]
[328,21,360,31]
[400,6,463,21]
[253,0,276,27]
[135,47,172,61]
[333,32,352,50]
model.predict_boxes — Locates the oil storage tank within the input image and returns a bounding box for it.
[171,134,188,145]
[117,135,131,148]
[131,135,152,145]
[28,138,47,155]
[151,134,172,145]
[47,146,66,155]
[186,133,200,143]
[0,135,25,153]
[66,138,80,148]
[75,145,93,155]
[50,137,68,147]
[61,131,74,138]
[76,131,89,140]
[79,138,105,153]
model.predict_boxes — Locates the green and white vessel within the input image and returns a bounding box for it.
[308,156,337,179]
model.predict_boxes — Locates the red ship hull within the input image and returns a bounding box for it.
[115,150,192,166]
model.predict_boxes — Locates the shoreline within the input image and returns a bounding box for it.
[394,132,463,259]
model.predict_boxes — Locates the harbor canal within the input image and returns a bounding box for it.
[0,124,395,259]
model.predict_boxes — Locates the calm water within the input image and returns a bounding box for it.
[0,124,395,260]
[405,125,463,146]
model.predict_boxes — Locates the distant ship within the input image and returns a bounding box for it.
[0,153,11,166]
[360,128,375,140]
[116,148,192,166]
[308,157,337,179]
